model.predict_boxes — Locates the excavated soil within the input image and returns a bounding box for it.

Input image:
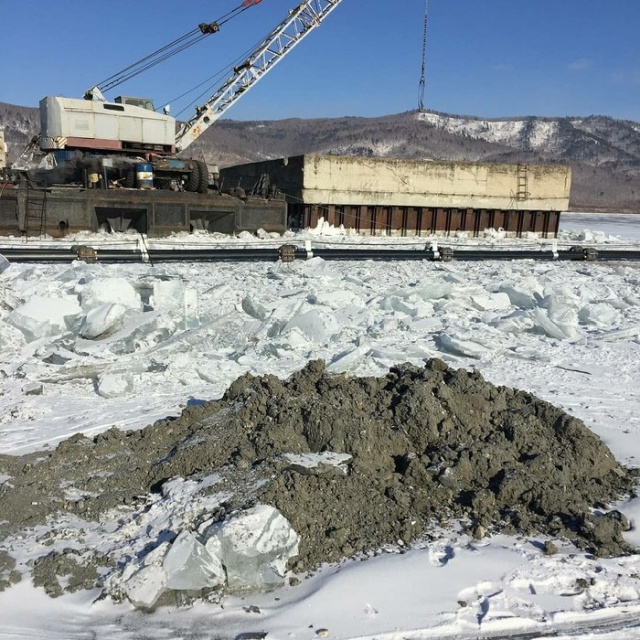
[0,359,638,596]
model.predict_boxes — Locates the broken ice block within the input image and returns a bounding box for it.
[79,278,142,313]
[79,303,127,339]
[205,505,299,591]
[163,531,225,591]
[124,564,167,610]
[96,373,134,398]
[8,296,83,342]
[283,309,339,343]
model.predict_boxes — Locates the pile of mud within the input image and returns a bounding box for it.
[0,359,638,596]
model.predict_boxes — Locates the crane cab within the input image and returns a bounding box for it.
[114,96,156,112]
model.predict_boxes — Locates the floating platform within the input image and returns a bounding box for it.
[220,155,572,237]
[0,184,287,237]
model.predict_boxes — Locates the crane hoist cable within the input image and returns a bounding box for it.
[169,22,287,119]
[418,0,428,112]
[93,0,263,94]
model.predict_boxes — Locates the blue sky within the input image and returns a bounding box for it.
[2,0,640,122]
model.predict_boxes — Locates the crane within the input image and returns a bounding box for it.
[37,0,347,190]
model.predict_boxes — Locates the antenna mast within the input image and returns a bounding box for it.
[418,0,428,112]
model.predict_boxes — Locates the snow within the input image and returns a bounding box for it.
[417,112,560,150]
[1,212,640,638]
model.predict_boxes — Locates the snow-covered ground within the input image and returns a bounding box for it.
[1,212,640,639]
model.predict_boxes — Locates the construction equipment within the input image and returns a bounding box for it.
[34,0,346,192]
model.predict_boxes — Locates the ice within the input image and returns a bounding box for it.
[489,310,536,334]
[545,298,580,339]
[7,295,83,342]
[242,295,269,320]
[163,531,225,591]
[121,542,171,610]
[327,344,370,372]
[307,289,359,309]
[0,253,9,274]
[75,311,163,355]
[435,332,496,359]
[0,320,26,351]
[96,372,134,398]
[124,564,168,610]
[78,277,142,313]
[498,279,544,309]
[578,302,621,329]
[283,308,340,343]
[379,295,419,316]
[530,308,573,340]
[415,282,455,300]
[79,303,127,339]
[205,505,299,591]
[470,292,511,312]
[151,279,200,329]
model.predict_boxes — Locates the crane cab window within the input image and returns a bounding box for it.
[115,96,155,111]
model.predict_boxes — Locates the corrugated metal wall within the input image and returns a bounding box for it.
[289,203,560,237]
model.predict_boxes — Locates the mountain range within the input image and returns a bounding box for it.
[2,101,639,213]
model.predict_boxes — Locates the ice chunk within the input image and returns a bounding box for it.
[546,299,579,339]
[0,320,26,351]
[8,296,83,342]
[242,295,269,321]
[470,292,511,312]
[97,372,134,398]
[601,325,640,341]
[79,303,127,339]
[151,279,185,313]
[163,531,225,591]
[76,311,163,355]
[79,277,142,313]
[435,332,495,359]
[283,309,340,343]
[152,280,200,329]
[0,254,9,274]
[307,289,359,309]
[379,296,418,316]
[327,344,370,372]
[415,282,455,300]
[489,310,535,334]
[530,308,572,340]
[498,280,543,310]
[205,505,299,591]
[578,302,621,329]
[124,564,167,610]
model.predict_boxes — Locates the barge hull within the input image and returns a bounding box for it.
[0,186,287,237]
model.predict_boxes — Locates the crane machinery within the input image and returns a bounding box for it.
[33,0,346,192]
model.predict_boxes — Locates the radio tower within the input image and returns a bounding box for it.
[418,0,428,112]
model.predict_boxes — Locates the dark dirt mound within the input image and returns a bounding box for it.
[0,359,638,596]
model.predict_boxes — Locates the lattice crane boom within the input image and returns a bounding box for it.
[175,0,346,151]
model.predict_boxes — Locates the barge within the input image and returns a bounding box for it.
[220,155,572,238]
[0,155,571,239]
